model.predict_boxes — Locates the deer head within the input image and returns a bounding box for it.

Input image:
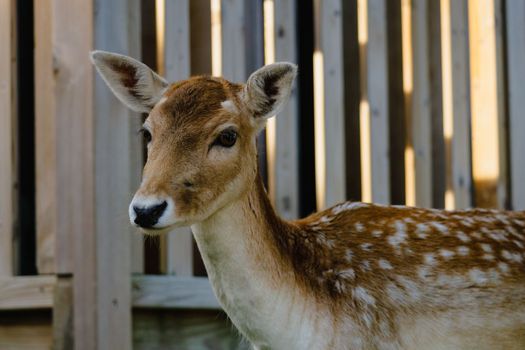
[91,51,297,233]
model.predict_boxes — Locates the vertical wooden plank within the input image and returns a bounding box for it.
[367,0,390,204]
[220,0,248,82]
[265,0,299,219]
[313,0,346,210]
[441,0,472,209]
[468,0,507,208]
[91,0,141,348]
[409,0,433,208]
[52,277,73,350]
[34,0,57,274]
[129,0,144,275]
[428,0,445,209]
[506,0,525,210]
[161,0,194,277]
[342,0,362,202]
[387,0,406,205]
[190,0,212,76]
[0,0,15,277]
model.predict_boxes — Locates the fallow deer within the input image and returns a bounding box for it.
[91,51,525,350]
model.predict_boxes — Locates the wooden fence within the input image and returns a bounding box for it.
[1,0,524,348]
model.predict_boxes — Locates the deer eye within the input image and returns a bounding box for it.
[139,127,152,144]
[214,129,237,148]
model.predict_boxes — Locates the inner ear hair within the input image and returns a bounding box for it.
[90,50,168,113]
[244,62,297,120]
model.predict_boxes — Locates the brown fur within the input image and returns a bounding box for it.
[92,52,525,348]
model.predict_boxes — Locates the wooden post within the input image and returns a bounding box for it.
[313,0,346,210]
[409,0,433,208]
[34,0,57,274]
[366,0,390,204]
[468,0,507,208]
[506,0,525,210]
[441,0,472,209]
[266,0,300,219]
[90,0,142,348]
[161,0,194,277]
[0,0,15,277]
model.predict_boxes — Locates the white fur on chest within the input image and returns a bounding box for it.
[192,221,330,349]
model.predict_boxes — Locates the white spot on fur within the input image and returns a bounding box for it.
[469,268,488,285]
[457,231,470,243]
[345,250,353,262]
[431,222,449,235]
[424,253,437,266]
[388,221,408,249]
[360,243,373,251]
[354,222,365,232]
[319,216,332,223]
[220,99,238,113]
[472,232,482,240]
[339,268,356,280]
[415,223,429,239]
[418,266,432,280]
[360,260,371,272]
[457,246,470,256]
[378,259,393,270]
[440,249,455,260]
[332,202,369,215]
[353,286,376,306]
[397,276,421,301]
[514,219,525,227]
[513,240,524,249]
[480,243,493,253]
[498,262,510,273]
[502,250,523,263]
[372,230,383,237]
[437,274,466,287]
[482,254,495,261]
[386,283,405,303]
[361,312,373,328]
[334,280,346,293]
[488,231,508,242]
[404,217,416,224]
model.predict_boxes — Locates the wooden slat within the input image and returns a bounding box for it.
[314,0,346,209]
[129,0,144,275]
[442,0,472,209]
[160,0,194,277]
[0,275,220,310]
[0,276,55,310]
[220,0,248,82]
[506,0,525,210]
[52,277,73,350]
[468,0,507,208]
[0,310,52,350]
[88,0,142,348]
[0,0,15,277]
[366,0,390,204]
[132,276,220,309]
[409,0,433,208]
[34,0,57,274]
[269,0,299,219]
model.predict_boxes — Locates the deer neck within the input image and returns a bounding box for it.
[191,174,325,348]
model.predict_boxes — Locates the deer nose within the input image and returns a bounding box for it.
[133,201,168,228]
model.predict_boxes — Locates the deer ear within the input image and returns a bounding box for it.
[242,62,297,122]
[90,50,168,113]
